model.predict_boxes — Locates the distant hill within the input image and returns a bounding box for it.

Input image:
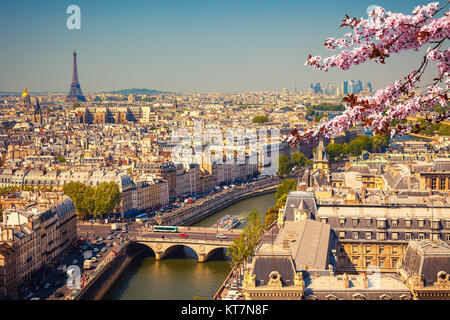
[105,88,174,95]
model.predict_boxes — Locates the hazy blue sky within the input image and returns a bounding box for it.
[0,0,439,93]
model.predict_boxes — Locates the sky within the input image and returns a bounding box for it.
[0,0,441,93]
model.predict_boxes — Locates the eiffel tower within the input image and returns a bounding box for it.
[65,50,86,102]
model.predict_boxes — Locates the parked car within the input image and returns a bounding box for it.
[179,233,189,238]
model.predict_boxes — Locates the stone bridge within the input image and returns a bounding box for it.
[134,236,234,262]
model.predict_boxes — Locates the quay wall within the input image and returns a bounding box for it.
[181,186,278,226]
[75,242,144,300]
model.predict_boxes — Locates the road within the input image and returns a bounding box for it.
[20,223,129,300]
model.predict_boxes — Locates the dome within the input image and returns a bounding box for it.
[22,88,29,98]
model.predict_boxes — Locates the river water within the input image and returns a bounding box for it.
[103,192,277,300]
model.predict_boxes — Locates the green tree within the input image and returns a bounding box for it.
[372,134,390,153]
[56,156,66,163]
[245,209,264,250]
[277,155,292,176]
[275,179,297,199]
[63,181,120,219]
[349,135,373,156]
[314,115,324,122]
[227,209,264,290]
[226,235,248,290]
[291,152,308,167]
[251,115,269,124]
[93,182,121,217]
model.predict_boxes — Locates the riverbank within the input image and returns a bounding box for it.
[75,242,145,300]
[181,185,278,226]
[160,177,280,226]
[101,193,278,300]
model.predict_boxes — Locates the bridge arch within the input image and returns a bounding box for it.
[204,246,229,262]
[135,241,230,262]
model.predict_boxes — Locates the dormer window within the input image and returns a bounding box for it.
[339,218,346,227]
[365,218,372,227]
[418,219,425,228]
[431,220,440,230]
[352,218,359,227]
[405,219,412,228]
[391,218,398,227]
[377,219,386,228]
[321,217,328,224]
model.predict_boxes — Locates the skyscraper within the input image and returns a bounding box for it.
[65,50,86,102]
[341,81,348,95]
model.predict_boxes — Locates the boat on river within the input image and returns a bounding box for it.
[213,215,241,229]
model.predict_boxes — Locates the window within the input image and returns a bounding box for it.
[418,233,425,240]
[418,219,425,228]
[392,259,398,268]
[339,218,346,227]
[405,233,412,240]
[405,219,412,228]
[392,246,398,255]
[377,232,386,241]
[352,258,358,265]
[431,220,440,229]
[379,258,384,268]
[365,232,372,240]
[366,245,371,254]
[431,177,437,190]
[352,232,359,240]
[377,219,386,228]
[446,234,450,241]
[446,220,450,229]
[439,178,446,190]
[321,217,328,224]
[392,232,399,240]
[353,245,358,253]
[339,231,346,240]
[352,218,359,227]
[379,246,384,254]
[391,219,398,227]
[365,258,372,267]
[365,218,372,227]
[432,233,440,241]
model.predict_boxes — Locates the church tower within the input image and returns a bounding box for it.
[313,140,329,177]
[32,98,43,125]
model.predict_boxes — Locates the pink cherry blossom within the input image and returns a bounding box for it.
[291,1,449,146]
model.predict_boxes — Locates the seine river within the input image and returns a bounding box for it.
[103,192,277,300]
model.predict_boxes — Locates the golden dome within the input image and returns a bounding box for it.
[22,88,29,98]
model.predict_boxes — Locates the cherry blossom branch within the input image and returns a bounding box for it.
[289,2,450,146]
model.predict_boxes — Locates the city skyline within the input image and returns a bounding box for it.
[0,0,438,93]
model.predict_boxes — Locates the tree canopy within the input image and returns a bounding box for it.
[251,115,269,124]
[63,181,121,219]
[227,209,264,289]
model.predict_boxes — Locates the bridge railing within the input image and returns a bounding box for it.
[134,236,233,246]
[177,226,241,234]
